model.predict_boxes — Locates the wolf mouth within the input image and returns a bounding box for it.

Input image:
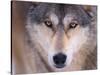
[54,64,66,68]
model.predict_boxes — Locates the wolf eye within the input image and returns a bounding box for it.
[44,20,52,28]
[69,22,78,28]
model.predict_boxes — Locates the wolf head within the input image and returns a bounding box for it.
[26,3,97,71]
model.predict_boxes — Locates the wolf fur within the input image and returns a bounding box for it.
[12,1,97,74]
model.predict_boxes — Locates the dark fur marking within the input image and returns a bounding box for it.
[28,3,92,27]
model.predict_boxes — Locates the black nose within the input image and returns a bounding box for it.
[53,53,67,68]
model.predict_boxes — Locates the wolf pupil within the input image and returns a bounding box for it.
[69,22,78,28]
[44,21,52,28]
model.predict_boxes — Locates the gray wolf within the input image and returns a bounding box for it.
[12,1,97,74]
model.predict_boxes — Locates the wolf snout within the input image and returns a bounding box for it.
[53,53,67,68]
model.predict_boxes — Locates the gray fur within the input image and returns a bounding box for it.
[27,3,95,27]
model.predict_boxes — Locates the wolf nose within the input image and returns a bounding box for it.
[53,53,67,68]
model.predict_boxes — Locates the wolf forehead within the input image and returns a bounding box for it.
[27,3,91,26]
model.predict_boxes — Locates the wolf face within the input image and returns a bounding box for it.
[26,3,97,71]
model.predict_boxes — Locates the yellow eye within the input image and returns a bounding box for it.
[44,20,52,28]
[69,22,78,28]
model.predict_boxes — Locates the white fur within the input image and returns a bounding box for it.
[65,27,89,66]
[50,13,59,26]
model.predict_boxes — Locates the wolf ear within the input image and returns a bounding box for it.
[83,5,97,19]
